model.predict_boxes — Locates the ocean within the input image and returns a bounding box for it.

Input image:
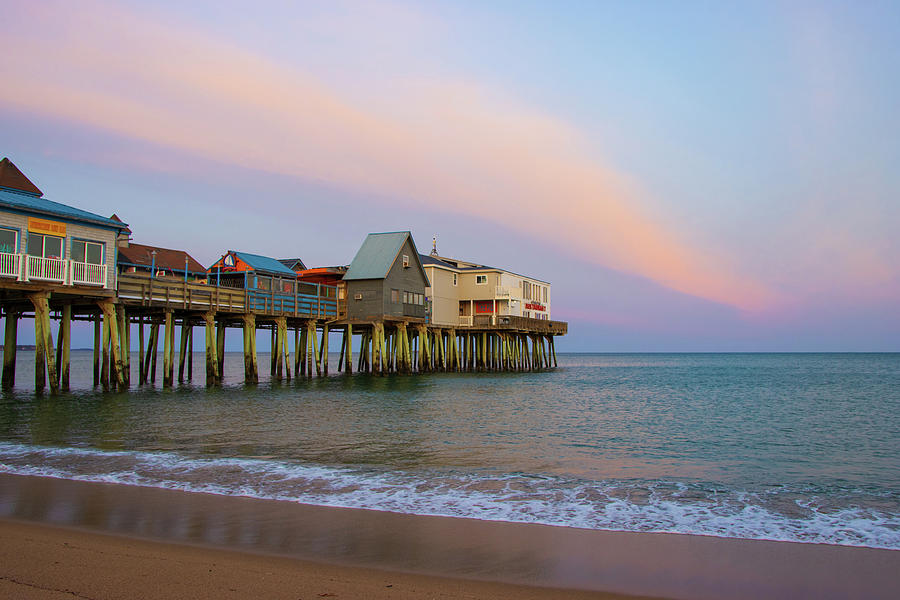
[1,352,898,550]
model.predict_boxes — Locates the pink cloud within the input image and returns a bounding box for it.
[0,0,778,311]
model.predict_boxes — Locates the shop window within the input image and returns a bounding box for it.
[71,240,103,264]
[0,228,17,254]
[27,233,64,259]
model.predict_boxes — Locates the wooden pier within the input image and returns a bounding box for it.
[1,273,566,392]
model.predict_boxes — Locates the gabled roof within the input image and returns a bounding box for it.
[0,158,42,196]
[119,242,205,273]
[109,213,132,235]
[344,231,428,282]
[232,251,297,276]
[278,258,306,271]
[419,253,550,284]
[0,188,128,230]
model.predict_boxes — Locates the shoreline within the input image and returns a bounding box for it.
[2,473,899,599]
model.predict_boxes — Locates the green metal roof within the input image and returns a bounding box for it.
[344,231,428,282]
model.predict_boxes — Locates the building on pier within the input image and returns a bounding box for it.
[118,242,207,282]
[207,250,298,292]
[278,258,307,272]
[344,231,429,322]
[420,249,551,328]
[0,158,128,292]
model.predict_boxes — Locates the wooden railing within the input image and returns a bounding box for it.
[116,273,338,318]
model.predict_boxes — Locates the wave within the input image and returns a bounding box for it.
[1,441,898,550]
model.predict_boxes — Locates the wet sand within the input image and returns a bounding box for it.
[1,473,899,599]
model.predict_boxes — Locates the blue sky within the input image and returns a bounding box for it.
[2,0,898,350]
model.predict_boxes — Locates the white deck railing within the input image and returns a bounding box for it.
[0,253,112,288]
[25,255,67,284]
[70,261,108,287]
[459,315,473,326]
[0,252,21,279]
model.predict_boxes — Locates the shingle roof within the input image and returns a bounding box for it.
[119,243,206,273]
[233,251,297,276]
[278,258,307,271]
[344,231,427,281]
[0,188,128,230]
[0,158,42,196]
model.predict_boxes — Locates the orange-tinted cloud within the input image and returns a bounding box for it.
[0,1,776,311]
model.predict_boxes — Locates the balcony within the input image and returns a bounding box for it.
[0,253,110,288]
[0,251,21,279]
[70,261,108,287]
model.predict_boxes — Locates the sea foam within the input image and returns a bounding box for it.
[1,441,898,550]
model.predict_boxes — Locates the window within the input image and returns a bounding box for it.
[475,275,487,285]
[256,276,271,291]
[402,254,410,268]
[0,228,17,254]
[71,240,103,264]
[543,286,548,303]
[27,233,63,259]
[282,280,294,293]
[391,289,400,303]
[452,273,457,286]
[403,291,409,304]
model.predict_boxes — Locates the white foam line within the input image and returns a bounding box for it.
[1,442,898,550]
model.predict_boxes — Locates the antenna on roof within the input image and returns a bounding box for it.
[431,236,439,257]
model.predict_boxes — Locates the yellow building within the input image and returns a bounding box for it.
[420,250,550,327]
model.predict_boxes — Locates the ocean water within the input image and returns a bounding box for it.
[1,352,898,550]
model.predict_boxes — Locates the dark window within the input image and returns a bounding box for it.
[72,240,103,264]
[27,233,64,259]
[476,275,487,285]
[0,228,17,254]
[391,289,400,303]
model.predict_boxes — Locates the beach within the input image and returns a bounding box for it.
[3,473,899,600]
[1,518,644,600]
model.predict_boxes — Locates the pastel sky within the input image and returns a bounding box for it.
[2,0,898,351]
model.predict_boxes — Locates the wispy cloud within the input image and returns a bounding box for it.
[0,0,776,311]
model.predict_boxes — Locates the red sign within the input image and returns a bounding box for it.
[475,300,494,314]
[525,303,546,311]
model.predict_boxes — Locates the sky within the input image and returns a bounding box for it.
[1,0,898,351]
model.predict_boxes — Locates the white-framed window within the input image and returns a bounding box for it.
[0,228,18,254]
[402,254,410,268]
[452,273,457,286]
[27,233,64,259]
[475,275,487,285]
[71,239,104,264]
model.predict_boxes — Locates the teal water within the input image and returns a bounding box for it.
[1,352,898,549]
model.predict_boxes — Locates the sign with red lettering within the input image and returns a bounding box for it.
[525,303,546,311]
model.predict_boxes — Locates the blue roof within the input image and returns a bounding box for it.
[344,231,428,281]
[0,188,128,230]
[232,251,297,276]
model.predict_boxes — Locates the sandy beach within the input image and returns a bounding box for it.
[2,474,899,599]
[0,518,650,600]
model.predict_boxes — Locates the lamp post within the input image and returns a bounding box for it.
[150,249,157,279]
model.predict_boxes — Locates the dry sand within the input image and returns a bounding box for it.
[0,519,650,600]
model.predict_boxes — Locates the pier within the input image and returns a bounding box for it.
[0,157,566,392]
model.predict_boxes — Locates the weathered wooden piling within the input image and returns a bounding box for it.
[58,305,71,390]
[321,324,329,376]
[345,324,352,374]
[178,319,190,383]
[2,309,18,389]
[242,313,258,383]
[216,321,226,380]
[203,311,218,386]
[163,310,174,386]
